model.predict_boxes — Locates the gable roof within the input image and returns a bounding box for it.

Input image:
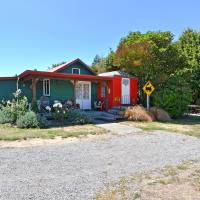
[48,58,96,75]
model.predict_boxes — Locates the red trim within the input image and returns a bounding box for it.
[48,58,96,75]
[19,70,113,81]
[0,77,17,80]
[130,78,138,105]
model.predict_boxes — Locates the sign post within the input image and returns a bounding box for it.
[143,81,155,110]
[147,95,150,110]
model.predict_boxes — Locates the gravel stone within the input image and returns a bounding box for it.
[0,123,200,200]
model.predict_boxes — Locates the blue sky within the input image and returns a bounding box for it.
[0,0,200,76]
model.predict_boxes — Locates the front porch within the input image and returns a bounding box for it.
[18,70,112,111]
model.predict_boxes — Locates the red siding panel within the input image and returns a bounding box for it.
[111,76,122,107]
[130,78,138,105]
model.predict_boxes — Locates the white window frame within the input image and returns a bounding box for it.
[43,79,50,96]
[101,85,106,97]
[72,68,80,74]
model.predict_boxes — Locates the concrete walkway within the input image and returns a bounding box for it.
[96,122,143,135]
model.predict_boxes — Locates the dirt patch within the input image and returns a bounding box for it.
[142,182,200,200]
[0,133,110,148]
[63,124,105,134]
[95,161,200,200]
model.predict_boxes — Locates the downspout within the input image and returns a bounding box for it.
[16,76,20,104]
[16,76,19,91]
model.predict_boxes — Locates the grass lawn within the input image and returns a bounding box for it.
[94,160,200,200]
[0,124,105,141]
[122,115,200,138]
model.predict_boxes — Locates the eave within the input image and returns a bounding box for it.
[18,70,113,81]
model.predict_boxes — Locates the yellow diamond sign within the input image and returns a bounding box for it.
[143,81,155,96]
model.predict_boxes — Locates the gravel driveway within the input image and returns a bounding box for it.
[0,123,200,200]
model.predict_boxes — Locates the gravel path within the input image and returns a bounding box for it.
[0,123,200,200]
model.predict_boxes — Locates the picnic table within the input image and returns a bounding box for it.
[188,105,200,114]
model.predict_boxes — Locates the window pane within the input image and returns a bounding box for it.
[83,84,89,99]
[44,80,50,96]
[101,86,106,97]
[75,84,82,99]
[72,68,80,74]
[46,81,49,95]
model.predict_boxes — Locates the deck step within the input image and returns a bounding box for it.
[86,110,125,121]
[107,109,125,115]
[94,116,116,121]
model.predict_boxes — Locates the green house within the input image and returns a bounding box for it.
[0,58,138,109]
[0,59,110,109]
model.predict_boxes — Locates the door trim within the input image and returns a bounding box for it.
[121,78,130,104]
[75,81,91,110]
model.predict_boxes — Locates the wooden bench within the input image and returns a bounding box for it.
[188,105,200,113]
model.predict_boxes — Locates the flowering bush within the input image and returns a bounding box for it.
[52,102,68,121]
[0,90,28,124]
[0,106,16,124]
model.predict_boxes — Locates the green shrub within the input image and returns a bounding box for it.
[0,106,16,124]
[0,90,28,124]
[16,111,39,128]
[152,75,192,118]
[68,109,93,125]
[37,115,49,128]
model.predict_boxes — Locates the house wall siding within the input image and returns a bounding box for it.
[19,80,33,102]
[0,80,17,101]
[91,82,98,108]
[58,62,94,75]
[50,80,73,102]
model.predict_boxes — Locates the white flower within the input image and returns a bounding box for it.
[16,89,21,94]
[45,106,51,111]
[53,102,62,108]
[13,89,22,98]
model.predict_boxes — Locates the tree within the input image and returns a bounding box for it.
[153,74,192,118]
[92,55,101,66]
[91,55,107,74]
[111,31,186,103]
[48,61,66,70]
[178,28,200,102]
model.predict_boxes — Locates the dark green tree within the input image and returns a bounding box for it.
[91,55,107,74]
[178,28,200,102]
[92,55,101,66]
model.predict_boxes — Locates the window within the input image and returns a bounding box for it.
[72,68,80,74]
[43,79,50,96]
[83,84,89,100]
[101,86,106,97]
